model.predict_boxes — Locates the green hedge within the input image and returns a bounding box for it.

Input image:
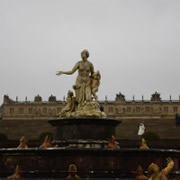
[142,132,160,141]
[0,133,8,142]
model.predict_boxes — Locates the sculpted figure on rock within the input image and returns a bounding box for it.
[58,90,75,117]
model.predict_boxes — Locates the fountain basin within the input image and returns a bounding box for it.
[0,148,180,178]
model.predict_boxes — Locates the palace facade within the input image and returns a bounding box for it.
[0,92,180,140]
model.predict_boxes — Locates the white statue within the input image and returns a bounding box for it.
[138,122,145,136]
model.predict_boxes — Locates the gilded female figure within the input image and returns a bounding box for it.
[56,49,94,106]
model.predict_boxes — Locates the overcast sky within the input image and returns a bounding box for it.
[0,0,180,104]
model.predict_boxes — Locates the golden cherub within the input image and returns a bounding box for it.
[40,135,53,148]
[8,165,22,179]
[139,138,149,149]
[66,164,80,179]
[148,157,174,180]
[91,71,101,101]
[132,165,148,179]
[17,136,28,149]
[107,135,120,149]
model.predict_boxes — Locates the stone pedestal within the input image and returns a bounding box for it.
[49,117,120,138]
[48,117,120,147]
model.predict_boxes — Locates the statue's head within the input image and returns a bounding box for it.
[68,90,73,97]
[148,163,160,176]
[81,49,89,59]
[92,71,101,80]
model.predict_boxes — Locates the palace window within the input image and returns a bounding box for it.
[164,107,168,113]
[52,109,56,115]
[28,108,33,114]
[173,107,178,113]
[57,108,61,113]
[38,109,41,115]
[108,107,114,113]
[10,108,14,114]
[127,107,131,113]
[136,107,140,113]
[145,107,150,113]
[43,107,47,113]
[48,108,52,115]
[19,108,24,114]
[115,108,118,114]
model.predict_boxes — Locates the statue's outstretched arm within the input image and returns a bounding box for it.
[56,62,79,76]
[162,157,174,175]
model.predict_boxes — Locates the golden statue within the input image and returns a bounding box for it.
[107,135,120,149]
[56,49,103,117]
[17,136,28,149]
[58,90,75,117]
[40,135,53,148]
[139,138,149,149]
[148,157,174,180]
[66,164,80,179]
[132,165,148,179]
[91,71,101,101]
[8,165,22,179]
[57,50,94,105]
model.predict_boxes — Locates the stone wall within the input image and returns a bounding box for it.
[0,118,179,140]
[1,93,180,140]
[116,118,180,140]
[0,119,56,140]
